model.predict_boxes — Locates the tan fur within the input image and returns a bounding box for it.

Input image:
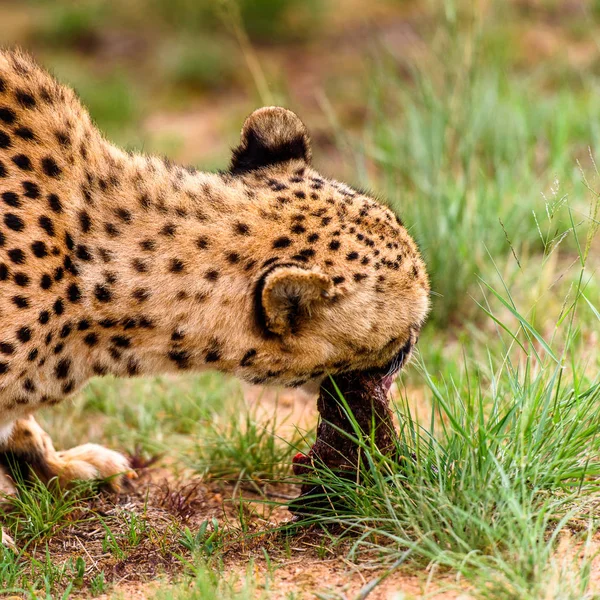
[0,50,429,537]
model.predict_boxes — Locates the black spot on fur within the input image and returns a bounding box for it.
[17,326,31,343]
[132,288,150,302]
[40,274,52,290]
[22,181,40,199]
[12,295,29,309]
[12,154,32,171]
[5,213,24,231]
[55,130,71,147]
[15,90,36,109]
[104,223,120,237]
[115,208,132,223]
[92,363,108,375]
[196,236,209,250]
[240,348,257,367]
[67,283,82,302]
[291,223,306,234]
[54,358,71,379]
[2,191,20,208]
[0,131,11,149]
[169,258,185,273]
[14,126,35,141]
[273,236,291,249]
[8,248,25,263]
[14,272,29,286]
[205,347,221,363]
[234,222,250,235]
[140,239,155,251]
[94,284,112,303]
[78,210,92,233]
[31,241,48,258]
[38,215,54,236]
[84,332,98,346]
[48,193,62,213]
[132,258,148,273]
[0,107,16,124]
[111,335,131,348]
[0,342,14,355]
[76,245,93,261]
[41,157,61,178]
[168,349,190,369]
[53,298,64,315]
[160,223,176,236]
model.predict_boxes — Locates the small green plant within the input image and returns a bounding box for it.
[89,571,107,596]
[100,519,126,560]
[121,510,149,548]
[179,518,221,557]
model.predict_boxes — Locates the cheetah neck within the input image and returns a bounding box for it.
[68,142,253,378]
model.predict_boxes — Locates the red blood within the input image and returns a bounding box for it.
[292,452,307,464]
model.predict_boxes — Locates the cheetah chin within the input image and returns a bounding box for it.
[0,50,429,540]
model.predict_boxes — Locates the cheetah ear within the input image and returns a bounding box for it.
[230,107,311,174]
[259,266,332,336]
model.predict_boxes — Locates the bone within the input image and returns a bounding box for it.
[290,369,398,513]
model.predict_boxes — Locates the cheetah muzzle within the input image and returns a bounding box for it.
[0,50,429,536]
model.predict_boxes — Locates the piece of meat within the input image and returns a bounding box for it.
[289,368,398,514]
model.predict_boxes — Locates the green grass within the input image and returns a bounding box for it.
[284,186,600,598]
[188,401,312,484]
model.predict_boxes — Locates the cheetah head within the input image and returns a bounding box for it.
[228,107,430,388]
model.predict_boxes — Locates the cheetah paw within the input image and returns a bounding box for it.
[54,443,136,491]
[1,528,15,549]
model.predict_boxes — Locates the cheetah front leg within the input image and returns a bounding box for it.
[0,463,16,549]
[0,415,135,492]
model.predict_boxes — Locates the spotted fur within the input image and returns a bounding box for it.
[0,50,429,509]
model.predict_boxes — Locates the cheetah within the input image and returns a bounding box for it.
[0,50,429,543]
